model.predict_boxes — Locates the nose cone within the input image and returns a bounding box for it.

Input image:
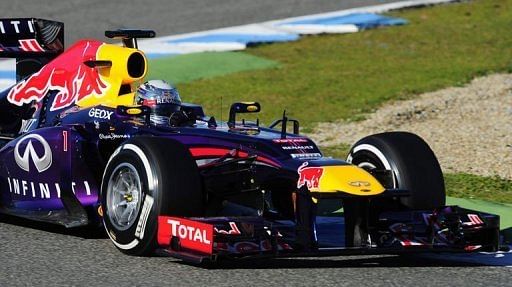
[307,165,385,196]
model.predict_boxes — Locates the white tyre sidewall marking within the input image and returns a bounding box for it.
[348,143,397,189]
[123,144,155,191]
[102,143,156,250]
[135,194,154,240]
[350,144,392,170]
[106,231,139,250]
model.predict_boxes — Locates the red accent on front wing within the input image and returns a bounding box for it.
[189,147,280,167]
[158,216,214,255]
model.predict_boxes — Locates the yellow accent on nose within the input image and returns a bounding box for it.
[310,165,385,196]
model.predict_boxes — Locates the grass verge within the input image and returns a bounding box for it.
[319,144,351,160]
[173,0,512,127]
[444,173,512,204]
[148,51,278,84]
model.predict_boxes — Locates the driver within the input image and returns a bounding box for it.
[134,80,192,126]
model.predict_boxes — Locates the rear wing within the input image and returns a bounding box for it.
[0,18,64,81]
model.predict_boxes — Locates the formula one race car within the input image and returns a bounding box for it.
[0,18,500,263]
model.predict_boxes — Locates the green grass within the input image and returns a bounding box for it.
[147,51,278,84]
[319,144,351,159]
[174,0,512,127]
[444,173,512,204]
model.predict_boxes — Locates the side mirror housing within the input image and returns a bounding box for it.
[228,102,260,127]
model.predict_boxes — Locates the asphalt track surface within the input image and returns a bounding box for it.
[4,0,399,45]
[0,1,511,286]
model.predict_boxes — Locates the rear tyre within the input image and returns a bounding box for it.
[101,137,203,256]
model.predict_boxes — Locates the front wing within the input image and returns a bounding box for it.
[156,206,499,264]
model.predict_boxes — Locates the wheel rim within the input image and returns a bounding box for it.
[106,163,143,231]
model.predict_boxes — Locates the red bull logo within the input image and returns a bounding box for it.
[7,40,109,111]
[297,162,324,189]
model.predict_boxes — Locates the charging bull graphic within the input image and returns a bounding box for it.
[296,162,324,189]
[7,40,109,111]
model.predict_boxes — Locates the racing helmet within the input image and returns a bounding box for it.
[135,80,181,125]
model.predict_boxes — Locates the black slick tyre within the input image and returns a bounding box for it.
[347,131,445,209]
[344,132,445,247]
[101,137,203,256]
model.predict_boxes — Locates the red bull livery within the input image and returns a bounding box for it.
[0,18,502,265]
[8,40,109,111]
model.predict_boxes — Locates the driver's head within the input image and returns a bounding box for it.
[135,80,181,125]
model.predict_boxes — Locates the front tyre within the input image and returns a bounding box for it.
[101,137,203,256]
[347,131,445,209]
[344,132,445,247]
